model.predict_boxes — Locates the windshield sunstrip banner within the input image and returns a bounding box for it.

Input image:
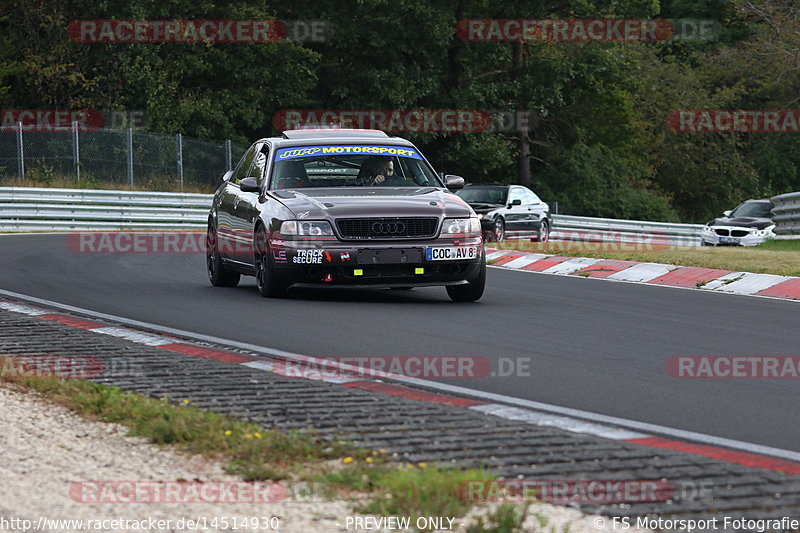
[275,145,423,161]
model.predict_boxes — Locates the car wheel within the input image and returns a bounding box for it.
[206,222,240,287]
[494,218,505,242]
[446,254,486,302]
[534,219,550,242]
[254,227,287,298]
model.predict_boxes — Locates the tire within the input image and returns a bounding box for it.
[493,217,505,242]
[534,219,550,243]
[446,255,486,302]
[254,227,287,298]
[206,223,240,287]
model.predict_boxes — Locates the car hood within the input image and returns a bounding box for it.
[466,203,504,215]
[707,216,773,229]
[272,187,474,219]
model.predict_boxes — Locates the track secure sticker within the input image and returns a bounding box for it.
[275,145,423,161]
[293,249,324,264]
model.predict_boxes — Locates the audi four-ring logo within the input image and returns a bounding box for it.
[372,222,406,234]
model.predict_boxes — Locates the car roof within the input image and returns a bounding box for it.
[254,129,416,149]
[463,184,511,188]
[743,198,773,203]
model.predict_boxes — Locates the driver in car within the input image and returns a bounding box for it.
[359,156,396,186]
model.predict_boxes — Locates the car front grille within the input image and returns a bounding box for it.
[714,228,751,237]
[335,217,439,239]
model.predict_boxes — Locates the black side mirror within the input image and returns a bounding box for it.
[240,177,260,193]
[444,174,465,190]
[222,170,233,182]
[508,199,522,208]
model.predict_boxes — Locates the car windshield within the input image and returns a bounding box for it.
[456,187,508,205]
[729,202,774,218]
[270,144,441,189]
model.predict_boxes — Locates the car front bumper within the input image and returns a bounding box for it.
[268,237,484,288]
[700,227,772,247]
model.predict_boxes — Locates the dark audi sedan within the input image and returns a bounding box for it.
[206,129,485,301]
[456,184,551,243]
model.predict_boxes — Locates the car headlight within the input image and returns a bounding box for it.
[702,226,714,234]
[442,218,481,234]
[281,220,334,236]
[476,213,485,220]
[752,225,775,237]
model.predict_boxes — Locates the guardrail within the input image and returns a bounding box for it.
[771,192,800,239]
[551,214,703,247]
[1,187,707,246]
[0,187,210,231]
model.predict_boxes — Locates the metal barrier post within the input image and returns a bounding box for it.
[176,133,184,191]
[225,139,232,170]
[16,121,24,179]
[127,127,134,186]
[72,120,80,182]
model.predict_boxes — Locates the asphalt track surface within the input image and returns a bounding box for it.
[1,234,798,452]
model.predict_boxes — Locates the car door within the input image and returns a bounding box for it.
[522,187,548,232]
[504,187,528,235]
[218,144,258,261]
[233,143,270,264]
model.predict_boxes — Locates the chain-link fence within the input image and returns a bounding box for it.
[0,123,246,191]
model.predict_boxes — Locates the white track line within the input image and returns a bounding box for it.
[0,301,50,316]
[473,404,648,440]
[93,327,176,346]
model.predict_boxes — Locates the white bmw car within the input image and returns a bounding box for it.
[700,199,776,246]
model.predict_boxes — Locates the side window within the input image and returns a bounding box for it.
[231,144,258,184]
[251,144,270,184]
[508,188,524,205]
[524,189,541,204]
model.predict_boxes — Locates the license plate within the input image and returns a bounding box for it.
[426,246,478,261]
[357,248,422,265]
[720,236,740,244]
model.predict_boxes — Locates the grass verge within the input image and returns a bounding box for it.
[2,371,497,531]
[492,240,800,277]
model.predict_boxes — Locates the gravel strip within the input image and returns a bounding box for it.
[0,383,353,532]
[0,382,654,533]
